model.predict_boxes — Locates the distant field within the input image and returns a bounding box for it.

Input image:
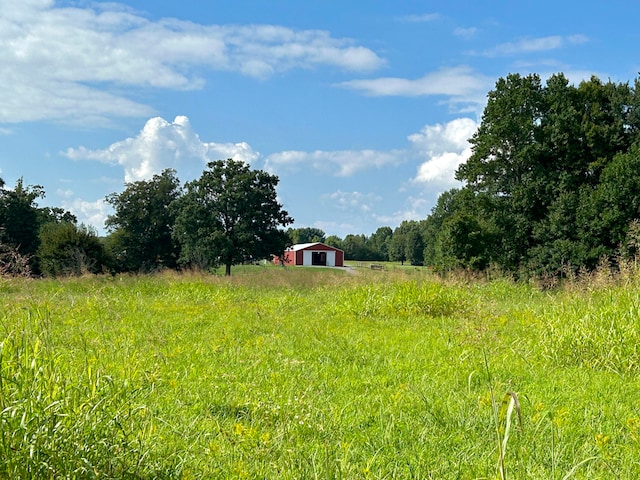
[2,266,640,478]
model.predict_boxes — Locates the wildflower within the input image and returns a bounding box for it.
[595,433,610,449]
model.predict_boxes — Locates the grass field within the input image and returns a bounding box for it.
[2,264,640,478]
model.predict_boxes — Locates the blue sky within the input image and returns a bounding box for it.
[1,0,639,238]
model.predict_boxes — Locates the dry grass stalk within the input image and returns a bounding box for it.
[0,243,31,277]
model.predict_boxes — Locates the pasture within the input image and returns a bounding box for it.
[2,265,640,478]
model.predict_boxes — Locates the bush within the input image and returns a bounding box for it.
[38,222,109,276]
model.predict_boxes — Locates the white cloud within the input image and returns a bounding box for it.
[476,34,589,57]
[323,190,382,212]
[310,220,359,238]
[374,196,432,227]
[409,117,477,156]
[60,197,111,233]
[60,114,478,235]
[56,188,74,199]
[219,25,384,75]
[266,117,478,187]
[336,65,491,112]
[409,117,478,185]
[0,1,384,124]
[415,151,469,184]
[265,148,404,177]
[63,115,259,182]
[453,27,478,39]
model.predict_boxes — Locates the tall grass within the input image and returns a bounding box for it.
[0,297,170,478]
[1,267,640,477]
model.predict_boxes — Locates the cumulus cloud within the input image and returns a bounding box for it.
[60,197,111,232]
[475,34,589,57]
[409,117,478,185]
[265,117,478,187]
[0,0,384,124]
[64,115,259,182]
[60,113,478,235]
[265,148,404,177]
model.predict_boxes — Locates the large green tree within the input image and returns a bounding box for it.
[367,226,393,261]
[422,188,496,271]
[389,220,425,266]
[342,234,373,260]
[105,169,181,272]
[0,178,45,267]
[455,72,639,274]
[456,73,546,270]
[579,142,640,258]
[324,235,344,250]
[287,227,325,244]
[0,177,79,275]
[172,159,293,275]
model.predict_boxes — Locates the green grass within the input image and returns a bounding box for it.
[2,267,640,478]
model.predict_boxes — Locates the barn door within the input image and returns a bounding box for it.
[311,251,327,266]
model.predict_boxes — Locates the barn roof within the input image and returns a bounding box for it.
[287,242,343,252]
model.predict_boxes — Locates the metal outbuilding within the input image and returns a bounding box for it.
[274,242,344,267]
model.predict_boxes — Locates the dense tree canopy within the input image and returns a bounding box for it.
[172,159,293,275]
[368,226,393,261]
[421,189,496,271]
[389,221,424,265]
[324,235,343,250]
[342,234,371,260]
[3,161,295,277]
[451,72,640,275]
[0,177,102,276]
[106,169,181,272]
[288,227,325,244]
[0,178,45,260]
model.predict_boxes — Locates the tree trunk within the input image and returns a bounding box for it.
[225,262,232,276]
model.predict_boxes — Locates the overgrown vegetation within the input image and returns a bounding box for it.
[2,266,640,478]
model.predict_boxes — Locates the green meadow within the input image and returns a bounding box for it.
[2,265,640,479]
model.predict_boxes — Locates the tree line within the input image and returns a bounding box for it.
[3,73,640,278]
[0,159,292,276]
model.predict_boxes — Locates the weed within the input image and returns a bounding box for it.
[483,351,523,480]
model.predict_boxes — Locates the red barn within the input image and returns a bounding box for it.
[274,242,344,267]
